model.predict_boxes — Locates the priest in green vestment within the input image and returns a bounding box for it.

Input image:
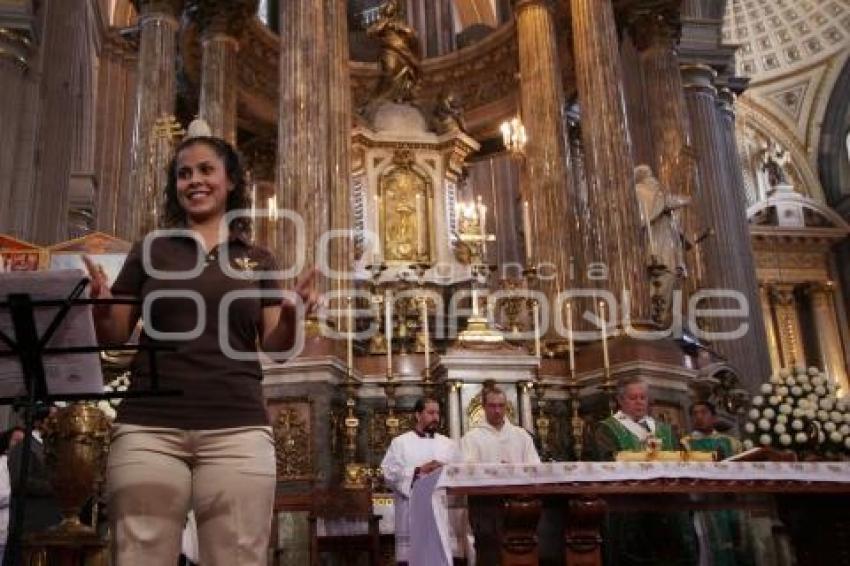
[681,401,741,459]
[682,401,751,566]
[591,376,698,566]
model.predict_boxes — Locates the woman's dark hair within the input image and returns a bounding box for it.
[162,136,252,238]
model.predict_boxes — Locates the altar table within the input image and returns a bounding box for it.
[409,461,850,566]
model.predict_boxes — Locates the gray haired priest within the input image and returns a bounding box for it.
[591,377,698,566]
[593,375,678,460]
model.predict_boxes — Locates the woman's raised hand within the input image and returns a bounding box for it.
[292,267,319,315]
[82,256,112,300]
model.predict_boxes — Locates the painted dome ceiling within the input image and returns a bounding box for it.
[722,0,850,82]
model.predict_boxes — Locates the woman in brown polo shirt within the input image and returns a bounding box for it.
[85,129,315,565]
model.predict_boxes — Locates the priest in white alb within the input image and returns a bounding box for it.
[461,385,540,464]
[461,384,540,565]
[381,396,460,565]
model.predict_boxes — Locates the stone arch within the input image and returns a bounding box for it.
[747,190,850,232]
[736,98,827,204]
[818,57,850,210]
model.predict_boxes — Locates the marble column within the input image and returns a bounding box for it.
[26,0,92,244]
[683,64,771,389]
[630,4,691,194]
[519,381,534,432]
[326,0,352,296]
[447,381,462,440]
[277,0,329,291]
[513,0,575,342]
[194,1,255,145]
[94,35,137,236]
[771,284,805,369]
[0,15,34,237]
[717,86,773,383]
[806,283,849,392]
[571,0,651,322]
[407,0,454,57]
[759,283,782,374]
[122,0,183,240]
[630,3,699,261]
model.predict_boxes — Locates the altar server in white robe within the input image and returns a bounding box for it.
[461,384,540,566]
[461,385,540,465]
[381,396,460,565]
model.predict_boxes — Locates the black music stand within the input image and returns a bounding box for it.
[0,276,180,565]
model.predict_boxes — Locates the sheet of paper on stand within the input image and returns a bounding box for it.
[0,269,104,397]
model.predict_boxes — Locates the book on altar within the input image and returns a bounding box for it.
[724,446,797,462]
[0,269,104,398]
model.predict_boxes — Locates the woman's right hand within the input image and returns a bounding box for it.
[82,256,112,300]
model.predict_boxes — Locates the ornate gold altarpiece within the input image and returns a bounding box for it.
[749,185,850,393]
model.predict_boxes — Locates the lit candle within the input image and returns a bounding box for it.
[471,287,479,317]
[250,180,257,230]
[421,298,430,373]
[522,201,533,262]
[374,195,381,257]
[567,302,575,375]
[347,297,354,372]
[267,195,277,245]
[500,121,511,148]
[599,301,610,371]
[477,196,487,257]
[533,302,541,359]
[415,194,424,256]
[268,195,277,220]
[385,290,393,377]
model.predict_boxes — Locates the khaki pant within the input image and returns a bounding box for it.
[106,424,276,566]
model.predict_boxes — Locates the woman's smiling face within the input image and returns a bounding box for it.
[174,141,233,225]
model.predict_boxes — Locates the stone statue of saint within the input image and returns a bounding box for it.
[634,165,690,324]
[432,92,467,134]
[367,0,422,104]
[635,165,689,273]
[760,141,789,188]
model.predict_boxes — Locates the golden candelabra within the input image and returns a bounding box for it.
[365,263,389,354]
[342,345,367,488]
[458,263,503,344]
[499,277,526,337]
[564,381,585,461]
[533,378,552,461]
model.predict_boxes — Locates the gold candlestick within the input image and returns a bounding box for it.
[533,301,541,359]
[599,301,610,373]
[567,301,575,380]
[346,297,354,374]
[386,290,393,378]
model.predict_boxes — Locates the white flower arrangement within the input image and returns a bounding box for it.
[96,372,131,421]
[743,366,850,458]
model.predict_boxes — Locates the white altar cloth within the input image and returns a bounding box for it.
[409,461,850,566]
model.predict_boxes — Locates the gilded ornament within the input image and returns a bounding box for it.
[273,406,312,480]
